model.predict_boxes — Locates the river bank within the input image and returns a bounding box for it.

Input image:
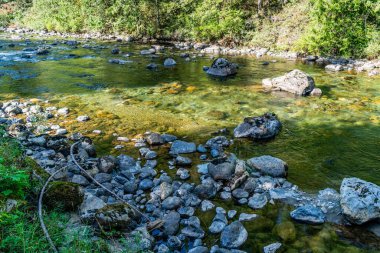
[2,27,380,78]
[0,98,379,252]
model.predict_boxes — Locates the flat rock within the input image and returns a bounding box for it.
[220,221,248,249]
[290,205,325,225]
[247,155,287,177]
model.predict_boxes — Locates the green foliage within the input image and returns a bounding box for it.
[0,210,110,253]
[0,132,30,199]
[297,0,380,57]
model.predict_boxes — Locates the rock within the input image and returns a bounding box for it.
[176,168,190,180]
[201,200,215,212]
[189,246,209,253]
[248,193,268,209]
[205,136,231,148]
[79,193,106,220]
[139,178,154,190]
[95,203,139,230]
[145,151,157,160]
[197,163,209,175]
[146,133,164,145]
[311,88,322,96]
[77,115,90,122]
[234,113,281,139]
[209,213,228,234]
[175,156,192,166]
[274,221,296,242]
[167,235,182,249]
[228,210,237,219]
[247,155,288,177]
[44,182,84,211]
[94,173,112,183]
[208,162,235,181]
[206,58,238,77]
[108,59,130,64]
[162,196,183,210]
[163,211,181,236]
[220,221,248,249]
[263,242,282,253]
[57,107,69,115]
[262,69,316,96]
[146,63,158,70]
[290,205,325,225]
[325,64,343,71]
[98,156,117,173]
[232,189,249,199]
[181,225,205,239]
[164,58,177,66]
[194,182,217,199]
[157,244,170,253]
[220,191,232,200]
[239,213,258,222]
[111,48,120,54]
[71,174,90,186]
[170,140,197,154]
[160,182,173,200]
[178,206,195,218]
[340,177,380,224]
[117,137,129,142]
[124,181,137,194]
[141,49,155,55]
[161,133,177,143]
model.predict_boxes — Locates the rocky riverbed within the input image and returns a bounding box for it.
[1,99,379,252]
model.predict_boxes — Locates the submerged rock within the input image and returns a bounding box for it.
[290,205,325,225]
[340,177,380,224]
[220,221,248,249]
[234,113,281,139]
[206,58,238,77]
[164,58,177,66]
[263,242,282,253]
[262,69,317,96]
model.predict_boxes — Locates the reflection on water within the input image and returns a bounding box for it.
[0,32,379,252]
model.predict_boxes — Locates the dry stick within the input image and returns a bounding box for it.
[70,142,151,223]
[38,167,67,253]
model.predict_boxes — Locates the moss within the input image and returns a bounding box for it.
[274,221,296,242]
[44,181,84,211]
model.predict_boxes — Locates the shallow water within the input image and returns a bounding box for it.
[0,33,379,252]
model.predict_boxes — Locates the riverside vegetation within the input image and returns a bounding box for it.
[0,0,379,58]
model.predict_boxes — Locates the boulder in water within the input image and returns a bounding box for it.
[340,177,380,224]
[262,69,318,96]
[233,113,281,139]
[206,58,238,77]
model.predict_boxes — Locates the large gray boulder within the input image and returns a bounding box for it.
[206,58,237,77]
[220,221,248,249]
[234,113,281,139]
[247,155,288,177]
[262,69,317,96]
[340,177,380,224]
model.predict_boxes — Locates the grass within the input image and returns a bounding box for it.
[0,126,136,253]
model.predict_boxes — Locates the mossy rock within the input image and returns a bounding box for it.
[44,181,84,211]
[274,221,296,242]
[25,157,49,180]
[95,203,140,231]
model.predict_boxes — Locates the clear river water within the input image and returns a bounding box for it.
[0,32,379,252]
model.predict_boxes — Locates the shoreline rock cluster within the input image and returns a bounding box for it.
[0,99,379,252]
[2,27,380,77]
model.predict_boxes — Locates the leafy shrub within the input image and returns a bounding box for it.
[297,0,380,57]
